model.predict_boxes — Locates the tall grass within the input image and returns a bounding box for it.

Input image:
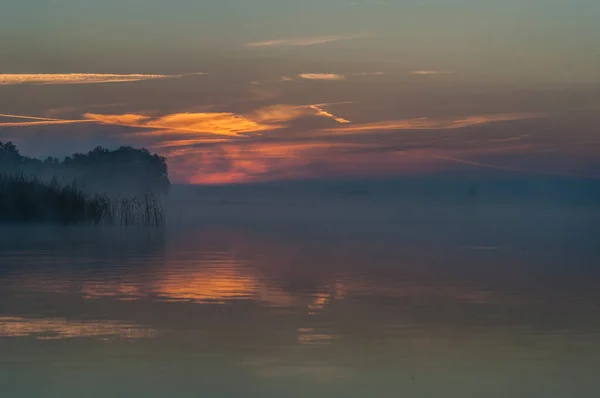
[0,174,164,226]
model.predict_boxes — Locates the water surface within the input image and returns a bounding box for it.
[1,196,599,397]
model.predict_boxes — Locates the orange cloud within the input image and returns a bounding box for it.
[0,103,351,139]
[84,113,151,126]
[84,104,349,138]
[324,113,545,134]
[84,112,282,137]
[153,138,231,148]
[299,73,345,80]
[0,73,204,85]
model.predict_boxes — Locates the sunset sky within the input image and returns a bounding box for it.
[1,0,599,184]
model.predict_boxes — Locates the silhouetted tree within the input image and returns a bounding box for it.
[0,141,170,196]
[0,142,22,171]
[65,146,170,195]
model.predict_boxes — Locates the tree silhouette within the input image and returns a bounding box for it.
[0,141,170,196]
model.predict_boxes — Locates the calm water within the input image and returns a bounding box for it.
[1,193,600,397]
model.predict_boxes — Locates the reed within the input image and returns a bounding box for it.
[0,174,164,226]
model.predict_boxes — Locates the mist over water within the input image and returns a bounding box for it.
[1,183,600,397]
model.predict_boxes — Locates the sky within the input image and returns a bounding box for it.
[1,0,599,184]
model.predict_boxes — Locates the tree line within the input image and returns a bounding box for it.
[0,142,169,225]
[0,141,170,196]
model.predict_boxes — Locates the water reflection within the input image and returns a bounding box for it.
[2,226,600,334]
[1,221,600,397]
[0,316,156,339]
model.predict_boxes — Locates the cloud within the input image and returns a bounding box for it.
[324,113,545,134]
[308,105,351,124]
[246,35,361,47]
[249,104,350,124]
[84,112,281,137]
[298,73,345,80]
[1,103,351,139]
[0,73,204,85]
[249,105,311,124]
[81,104,350,138]
[153,138,231,148]
[410,70,453,76]
[164,142,363,184]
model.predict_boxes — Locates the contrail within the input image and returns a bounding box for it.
[432,154,575,177]
[0,113,93,127]
[0,73,205,85]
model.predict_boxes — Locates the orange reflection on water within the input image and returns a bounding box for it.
[308,292,331,314]
[0,316,157,339]
[297,328,334,345]
[153,265,258,303]
[152,264,314,308]
[151,251,332,310]
[80,281,144,301]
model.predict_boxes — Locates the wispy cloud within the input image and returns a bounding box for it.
[249,105,311,124]
[246,35,362,48]
[410,70,453,76]
[85,112,281,137]
[164,142,364,184]
[324,113,545,134]
[308,105,351,124]
[249,104,351,124]
[298,73,345,80]
[0,103,351,136]
[153,138,231,148]
[0,73,204,85]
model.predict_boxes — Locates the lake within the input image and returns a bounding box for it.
[1,187,600,397]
